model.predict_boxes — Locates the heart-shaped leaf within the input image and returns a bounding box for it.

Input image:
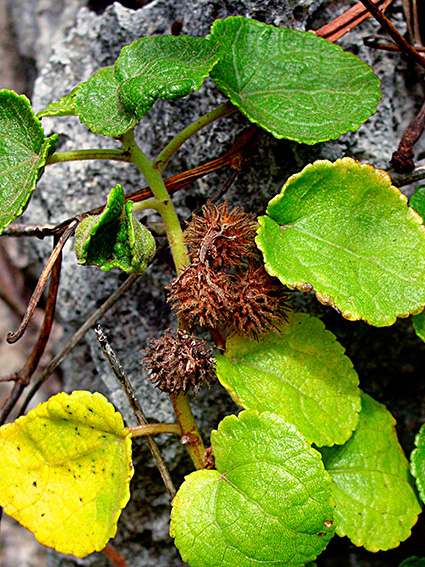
[37,84,81,118]
[74,67,138,136]
[75,184,156,273]
[0,90,57,234]
[411,422,425,504]
[209,17,381,144]
[0,391,133,558]
[171,410,335,567]
[320,392,421,552]
[114,35,221,120]
[256,158,425,326]
[215,313,360,447]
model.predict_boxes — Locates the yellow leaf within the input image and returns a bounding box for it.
[0,390,133,558]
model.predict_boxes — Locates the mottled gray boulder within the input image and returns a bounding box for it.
[17,1,424,566]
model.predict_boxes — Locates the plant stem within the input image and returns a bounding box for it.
[360,0,425,69]
[132,198,164,213]
[95,326,176,499]
[129,423,181,437]
[171,392,205,470]
[46,149,132,165]
[153,101,237,174]
[121,131,206,469]
[6,220,77,344]
[120,130,189,274]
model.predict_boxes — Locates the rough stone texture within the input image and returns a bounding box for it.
[7,0,88,74]
[6,0,424,566]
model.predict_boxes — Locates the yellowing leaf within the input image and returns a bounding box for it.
[0,391,133,558]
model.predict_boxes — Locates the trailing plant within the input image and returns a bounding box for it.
[0,5,425,567]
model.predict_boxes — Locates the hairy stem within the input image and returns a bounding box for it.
[121,130,189,273]
[171,392,205,470]
[46,149,132,165]
[121,131,206,469]
[153,101,237,174]
[131,198,164,213]
[129,423,182,437]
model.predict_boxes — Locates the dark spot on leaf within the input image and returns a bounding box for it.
[88,408,93,413]
[318,532,326,536]
[41,513,45,517]
[17,446,20,451]
[32,481,37,487]
[79,498,83,502]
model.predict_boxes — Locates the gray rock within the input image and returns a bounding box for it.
[15,1,422,566]
[7,0,87,73]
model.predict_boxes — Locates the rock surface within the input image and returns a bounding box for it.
[3,0,425,566]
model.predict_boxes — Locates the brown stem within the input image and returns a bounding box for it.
[363,35,425,52]
[0,382,25,425]
[17,272,141,416]
[390,99,425,172]
[95,326,177,499]
[103,543,129,567]
[0,244,62,385]
[2,125,263,238]
[6,220,77,344]
[314,0,393,42]
[390,164,425,187]
[359,0,425,69]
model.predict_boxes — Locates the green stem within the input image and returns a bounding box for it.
[120,130,189,273]
[46,149,132,165]
[132,198,164,213]
[172,392,205,470]
[153,101,237,175]
[129,422,181,438]
[121,131,205,469]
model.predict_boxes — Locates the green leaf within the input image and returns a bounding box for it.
[408,187,425,341]
[36,84,81,118]
[413,310,425,342]
[320,392,421,552]
[215,313,360,447]
[171,410,335,567]
[74,67,138,136]
[411,422,425,504]
[256,158,425,326]
[114,35,221,120]
[409,186,425,220]
[209,17,381,144]
[0,89,58,234]
[399,558,425,567]
[0,390,133,558]
[75,184,156,273]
